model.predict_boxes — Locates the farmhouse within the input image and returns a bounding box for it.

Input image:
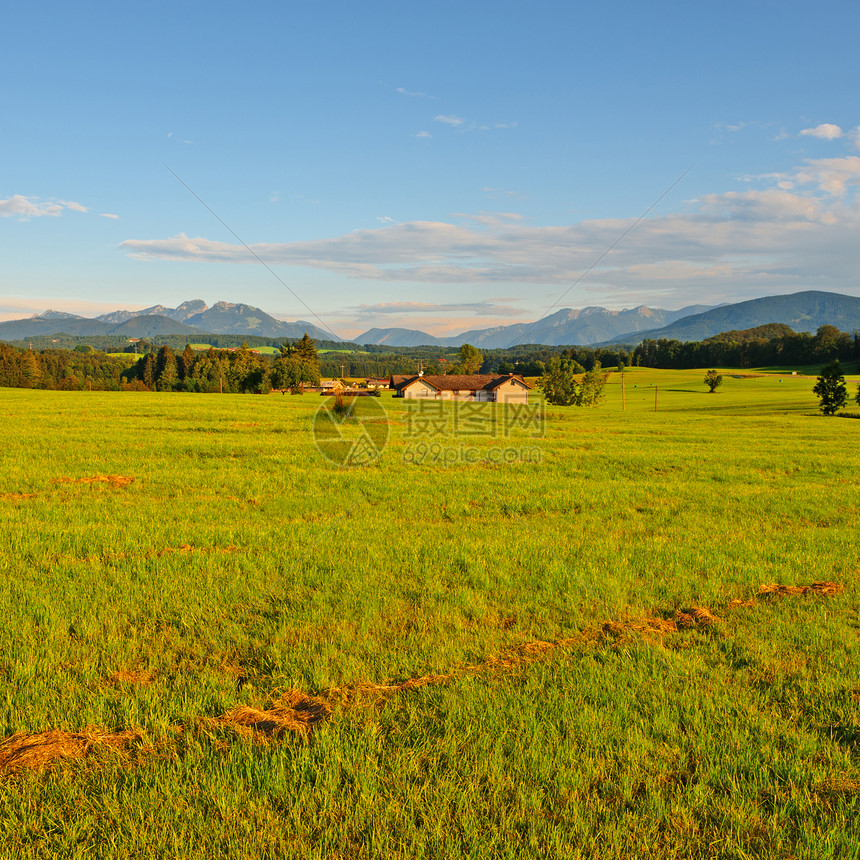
[390,373,532,404]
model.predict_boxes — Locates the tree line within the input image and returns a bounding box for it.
[0,343,133,390]
[122,335,321,393]
[2,323,858,392]
[631,324,860,369]
[0,335,322,393]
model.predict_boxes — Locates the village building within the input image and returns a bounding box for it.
[364,377,390,389]
[390,373,531,404]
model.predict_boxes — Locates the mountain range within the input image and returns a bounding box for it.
[357,304,715,348]
[1,291,858,348]
[0,301,333,342]
[357,291,860,348]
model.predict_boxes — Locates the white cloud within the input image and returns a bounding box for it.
[695,189,835,222]
[433,114,515,133]
[0,195,89,219]
[450,211,524,227]
[800,123,844,140]
[791,156,860,195]
[413,130,432,139]
[119,155,860,303]
[100,213,120,220]
[396,87,432,98]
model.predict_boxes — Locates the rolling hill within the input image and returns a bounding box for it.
[600,291,860,345]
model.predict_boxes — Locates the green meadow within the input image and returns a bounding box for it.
[0,368,858,858]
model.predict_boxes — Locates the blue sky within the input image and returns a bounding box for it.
[3,0,860,339]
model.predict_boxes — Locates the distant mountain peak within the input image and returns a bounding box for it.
[34,309,85,320]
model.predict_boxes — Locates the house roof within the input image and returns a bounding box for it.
[389,375,411,390]
[396,373,531,392]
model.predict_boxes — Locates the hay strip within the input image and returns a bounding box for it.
[4,579,844,761]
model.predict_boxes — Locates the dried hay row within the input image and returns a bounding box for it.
[222,585,841,739]
[57,544,241,566]
[757,581,843,597]
[727,581,844,608]
[52,475,135,487]
[0,492,38,501]
[0,729,141,775]
[2,581,844,771]
[217,582,843,740]
[152,544,240,558]
[6,608,721,765]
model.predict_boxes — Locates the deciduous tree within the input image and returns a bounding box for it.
[813,359,847,415]
[704,369,723,393]
[458,343,482,374]
[539,357,586,406]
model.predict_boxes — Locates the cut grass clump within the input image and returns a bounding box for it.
[51,475,135,487]
[728,581,845,607]
[0,729,141,775]
[106,669,152,687]
[217,690,332,738]
[756,581,844,597]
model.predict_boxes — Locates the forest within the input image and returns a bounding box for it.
[1,323,858,392]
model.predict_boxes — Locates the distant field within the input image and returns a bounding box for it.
[753,359,860,375]
[0,368,858,858]
[184,343,281,356]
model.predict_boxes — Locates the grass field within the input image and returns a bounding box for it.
[1,369,859,858]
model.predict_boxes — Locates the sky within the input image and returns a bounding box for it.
[3,0,860,341]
